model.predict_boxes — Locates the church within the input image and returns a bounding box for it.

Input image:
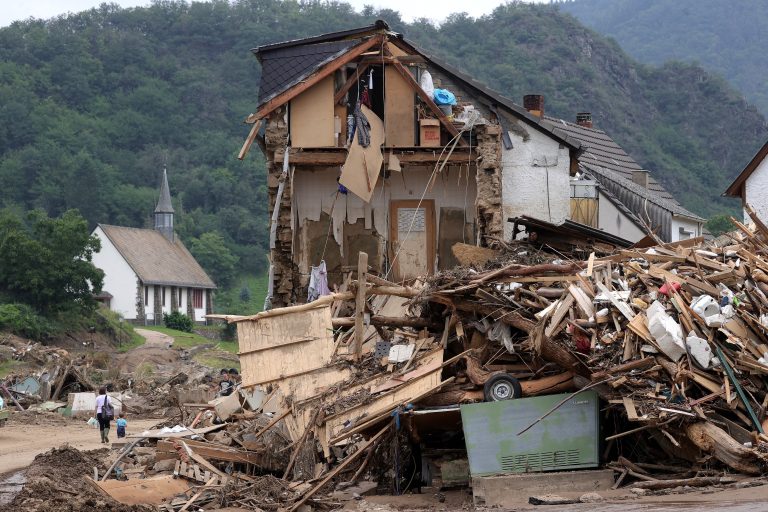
[91,170,216,324]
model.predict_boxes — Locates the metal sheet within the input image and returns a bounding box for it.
[460,391,599,476]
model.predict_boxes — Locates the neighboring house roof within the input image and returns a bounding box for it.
[510,215,633,250]
[155,168,174,214]
[98,224,216,289]
[544,116,704,225]
[723,139,768,197]
[252,21,582,152]
[589,177,648,233]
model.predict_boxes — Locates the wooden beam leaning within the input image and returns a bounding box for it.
[334,63,371,105]
[255,35,385,119]
[238,118,262,160]
[354,251,369,361]
[388,59,464,143]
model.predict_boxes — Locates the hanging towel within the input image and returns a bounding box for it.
[308,260,331,301]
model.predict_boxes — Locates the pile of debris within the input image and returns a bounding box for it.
[42,210,768,509]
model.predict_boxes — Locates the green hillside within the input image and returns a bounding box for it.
[0,1,764,296]
[560,0,768,117]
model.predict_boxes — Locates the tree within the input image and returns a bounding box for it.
[0,208,104,313]
[188,231,239,287]
[706,214,735,237]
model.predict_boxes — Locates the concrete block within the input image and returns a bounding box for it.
[472,469,614,508]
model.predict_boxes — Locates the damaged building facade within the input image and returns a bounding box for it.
[240,21,699,307]
[241,21,585,306]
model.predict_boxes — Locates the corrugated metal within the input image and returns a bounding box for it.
[595,172,673,241]
[460,391,600,476]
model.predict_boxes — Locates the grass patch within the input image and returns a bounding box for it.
[117,331,147,353]
[215,273,269,316]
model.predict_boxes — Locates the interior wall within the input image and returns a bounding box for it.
[292,165,477,283]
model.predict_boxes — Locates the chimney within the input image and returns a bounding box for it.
[576,112,593,128]
[632,169,650,189]
[523,94,544,118]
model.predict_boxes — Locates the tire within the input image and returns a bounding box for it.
[483,373,522,402]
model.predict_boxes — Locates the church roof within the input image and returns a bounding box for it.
[97,224,215,289]
[154,168,175,214]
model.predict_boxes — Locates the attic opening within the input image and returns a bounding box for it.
[344,63,384,121]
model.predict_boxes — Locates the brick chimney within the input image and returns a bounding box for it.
[523,94,544,118]
[576,112,593,128]
[632,170,650,189]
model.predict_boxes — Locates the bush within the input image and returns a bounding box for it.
[0,303,51,340]
[164,311,193,332]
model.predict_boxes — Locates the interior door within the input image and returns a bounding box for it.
[389,200,436,282]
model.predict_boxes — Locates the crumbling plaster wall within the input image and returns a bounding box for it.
[265,107,297,306]
[501,122,572,240]
[290,165,477,294]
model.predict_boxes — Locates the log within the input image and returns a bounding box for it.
[685,422,763,475]
[630,476,736,490]
[590,357,656,380]
[331,315,439,329]
[520,372,575,396]
[531,323,589,377]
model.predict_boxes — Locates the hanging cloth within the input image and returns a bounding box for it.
[353,102,371,148]
[308,260,331,302]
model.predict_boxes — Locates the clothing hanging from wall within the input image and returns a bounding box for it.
[308,260,331,301]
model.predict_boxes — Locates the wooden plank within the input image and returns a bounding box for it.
[256,35,384,118]
[92,475,190,506]
[290,75,335,147]
[179,476,218,512]
[595,282,635,320]
[238,306,335,387]
[623,397,640,421]
[128,424,225,439]
[568,284,594,318]
[354,251,369,361]
[545,294,574,337]
[237,118,262,160]
[384,64,415,146]
[274,148,476,166]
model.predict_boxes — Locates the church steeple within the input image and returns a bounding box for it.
[154,168,174,242]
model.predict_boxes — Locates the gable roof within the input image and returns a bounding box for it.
[544,116,703,222]
[252,21,581,152]
[723,139,768,197]
[98,224,215,289]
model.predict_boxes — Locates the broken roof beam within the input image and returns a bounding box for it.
[273,147,476,165]
[255,34,385,119]
[388,59,465,145]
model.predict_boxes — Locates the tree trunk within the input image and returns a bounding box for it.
[685,421,764,475]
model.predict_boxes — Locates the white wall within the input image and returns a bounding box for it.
[91,226,139,320]
[597,191,646,242]
[194,289,208,322]
[501,128,572,240]
[145,285,155,322]
[744,156,768,223]
[671,216,702,242]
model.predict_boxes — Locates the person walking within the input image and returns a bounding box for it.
[94,387,113,443]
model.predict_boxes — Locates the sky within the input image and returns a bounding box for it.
[0,0,550,27]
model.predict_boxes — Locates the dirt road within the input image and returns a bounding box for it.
[0,417,158,475]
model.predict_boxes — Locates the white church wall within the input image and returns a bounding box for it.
[91,226,139,320]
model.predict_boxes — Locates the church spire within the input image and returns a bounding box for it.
[154,168,174,242]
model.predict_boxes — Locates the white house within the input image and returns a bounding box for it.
[91,170,216,323]
[723,139,768,223]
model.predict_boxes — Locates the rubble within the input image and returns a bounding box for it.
[10,211,768,509]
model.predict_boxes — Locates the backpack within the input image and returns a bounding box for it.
[103,395,114,421]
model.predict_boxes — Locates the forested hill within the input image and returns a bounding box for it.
[559,0,768,117]
[0,2,765,288]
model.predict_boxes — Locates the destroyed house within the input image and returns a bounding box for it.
[543,112,706,243]
[240,21,588,306]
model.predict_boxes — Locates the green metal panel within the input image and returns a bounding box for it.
[460,391,599,476]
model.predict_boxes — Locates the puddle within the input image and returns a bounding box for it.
[0,470,26,506]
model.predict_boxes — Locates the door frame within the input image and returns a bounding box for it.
[388,199,436,282]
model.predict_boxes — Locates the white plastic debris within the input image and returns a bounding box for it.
[685,332,713,369]
[691,295,720,319]
[647,300,686,361]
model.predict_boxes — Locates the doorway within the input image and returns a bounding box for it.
[389,200,436,282]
